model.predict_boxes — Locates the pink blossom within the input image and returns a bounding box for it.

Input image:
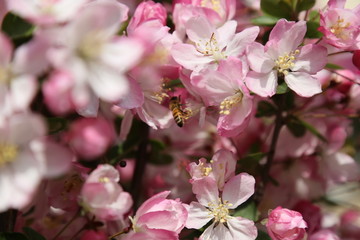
[293,200,321,235]
[172,16,259,72]
[80,164,132,221]
[0,113,73,212]
[123,191,188,240]
[246,19,327,97]
[340,209,360,239]
[186,174,257,240]
[266,206,307,240]
[6,0,89,26]
[318,0,360,50]
[191,57,253,136]
[353,50,360,70]
[309,229,340,240]
[0,0,7,25]
[47,0,143,115]
[80,230,107,240]
[127,0,167,33]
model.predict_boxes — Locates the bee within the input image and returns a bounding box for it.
[169,96,190,127]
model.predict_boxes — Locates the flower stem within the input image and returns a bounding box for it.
[51,210,80,240]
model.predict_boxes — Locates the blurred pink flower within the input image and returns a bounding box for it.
[80,230,107,240]
[309,229,340,240]
[65,117,115,160]
[266,206,307,240]
[246,19,327,97]
[80,164,132,221]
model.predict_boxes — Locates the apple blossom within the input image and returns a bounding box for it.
[309,229,340,240]
[246,19,327,97]
[266,206,307,240]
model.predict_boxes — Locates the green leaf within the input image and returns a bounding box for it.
[0,233,29,240]
[1,13,34,39]
[305,21,323,39]
[241,152,267,162]
[325,63,343,70]
[256,230,272,240]
[251,15,280,26]
[233,200,258,221]
[47,117,67,134]
[286,116,306,138]
[309,10,320,21]
[299,119,328,142]
[296,0,316,12]
[23,227,46,240]
[276,82,289,94]
[260,0,292,19]
[256,101,277,117]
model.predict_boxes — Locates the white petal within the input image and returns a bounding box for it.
[285,72,322,97]
[185,202,213,229]
[227,217,258,240]
[10,75,38,112]
[222,173,255,208]
[245,71,277,97]
[226,26,260,57]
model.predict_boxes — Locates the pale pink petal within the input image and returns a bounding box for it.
[10,75,38,112]
[217,57,248,86]
[199,222,216,240]
[124,228,178,240]
[324,152,360,183]
[211,149,236,190]
[138,211,182,231]
[211,223,233,240]
[76,93,99,117]
[0,32,12,66]
[269,19,296,43]
[136,100,173,129]
[119,110,134,141]
[222,173,255,208]
[216,20,237,49]
[226,26,260,57]
[185,16,214,43]
[245,71,277,97]
[227,217,258,240]
[285,72,322,97]
[270,20,306,53]
[0,170,14,212]
[87,63,129,102]
[171,43,213,71]
[328,0,346,8]
[247,42,274,73]
[292,44,327,74]
[192,177,219,206]
[185,202,213,229]
[116,77,144,109]
[135,191,170,217]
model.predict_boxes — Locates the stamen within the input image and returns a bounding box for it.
[196,33,226,61]
[207,198,233,224]
[199,161,212,176]
[274,50,300,76]
[219,92,243,115]
[330,17,351,40]
[99,177,110,183]
[0,143,18,167]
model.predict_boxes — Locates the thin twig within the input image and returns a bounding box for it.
[51,210,80,240]
[328,50,352,56]
[327,69,360,85]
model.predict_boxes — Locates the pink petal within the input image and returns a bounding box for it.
[185,202,213,229]
[119,110,134,141]
[171,43,213,71]
[222,173,255,208]
[185,16,214,43]
[0,32,13,66]
[116,77,144,109]
[285,72,322,97]
[211,149,236,190]
[10,75,38,112]
[227,217,258,240]
[192,177,219,206]
[210,223,233,240]
[199,222,216,240]
[245,71,277,97]
[292,44,327,74]
[135,191,170,217]
[218,57,248,86]
[138,211,182,231]
[226,26,260,57]
[216,20,237,49]
[247,42,274,73]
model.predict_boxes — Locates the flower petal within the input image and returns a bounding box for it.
[222,173,255,208]
[171,43,213,71]
[226,26,260,57]
[285,72,322,97]
[245,71,277,97]
[292,44,327,74]
[192,177,219,206]
[185,202,213,229]
[227,217,258,240]
[247,42,274,73]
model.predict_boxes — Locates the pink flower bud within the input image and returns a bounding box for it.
[340,209,360,238]
[80,230,107,240]
[266,206,307,240]
[66,117,115,160]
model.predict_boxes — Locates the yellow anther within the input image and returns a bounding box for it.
[275,50,300,76]
[330,17,351,40]
[219,92,243,115]
[0,143,18,167]
[99,177,110,183]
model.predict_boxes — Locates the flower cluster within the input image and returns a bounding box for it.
[0,0,360,240]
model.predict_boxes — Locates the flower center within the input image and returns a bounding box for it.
[201,0,222,14]
[208,198,233,224]
[0,67,12,85]
[330,17,351,40]
[274,50,299,75]
[99,177,110,183]
[61,174,83,200]
[199,161,212,176]
[0,143,18,167]
[196,33,226,61]
[219,91,243,115]
[78,33,105,60]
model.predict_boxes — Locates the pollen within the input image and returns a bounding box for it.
[0,67,12,85]
[330,17,351,40]
[219,91,243,115]
[275,50,300,75]
[201,0,221,14]
[208,198,233,224]
[99,177,110,183]
[78,33,105,60]
[196,33,226,61]
[0,143,18,167]
[199,161,212,176]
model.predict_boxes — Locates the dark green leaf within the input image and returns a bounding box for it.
[296,0,316,12]
[286,116,306,137]
[251,15,280,26]
[241,152,267,162]
[149,153,173,165]
[325,63,343,70]
[260,0,292,19]
[276,82,289,94]
[47,117,67,134]
[23,227,46,240]
[309,10,320,21]
[233,200,258,221]
[256,101,277,117]
[298,119,327,142]
[149,139,166,152]
[0,233,29,240]
[256,230,272,240]
[305,21,323,39]
[1,13,34,39]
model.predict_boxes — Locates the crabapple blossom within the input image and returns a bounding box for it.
[6,0,89,26]
[186,173,257,240]
[123,191,188,240]
[309,229,340,240]
[191,57,253,137]
[64,117,116,160]
[266,206,307,240]
[0,113,73,212]
[172,15,259,72]
[318,0,360,50]
[246,19,327,97]
[80,164,132,221]
[353,50,360,70]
